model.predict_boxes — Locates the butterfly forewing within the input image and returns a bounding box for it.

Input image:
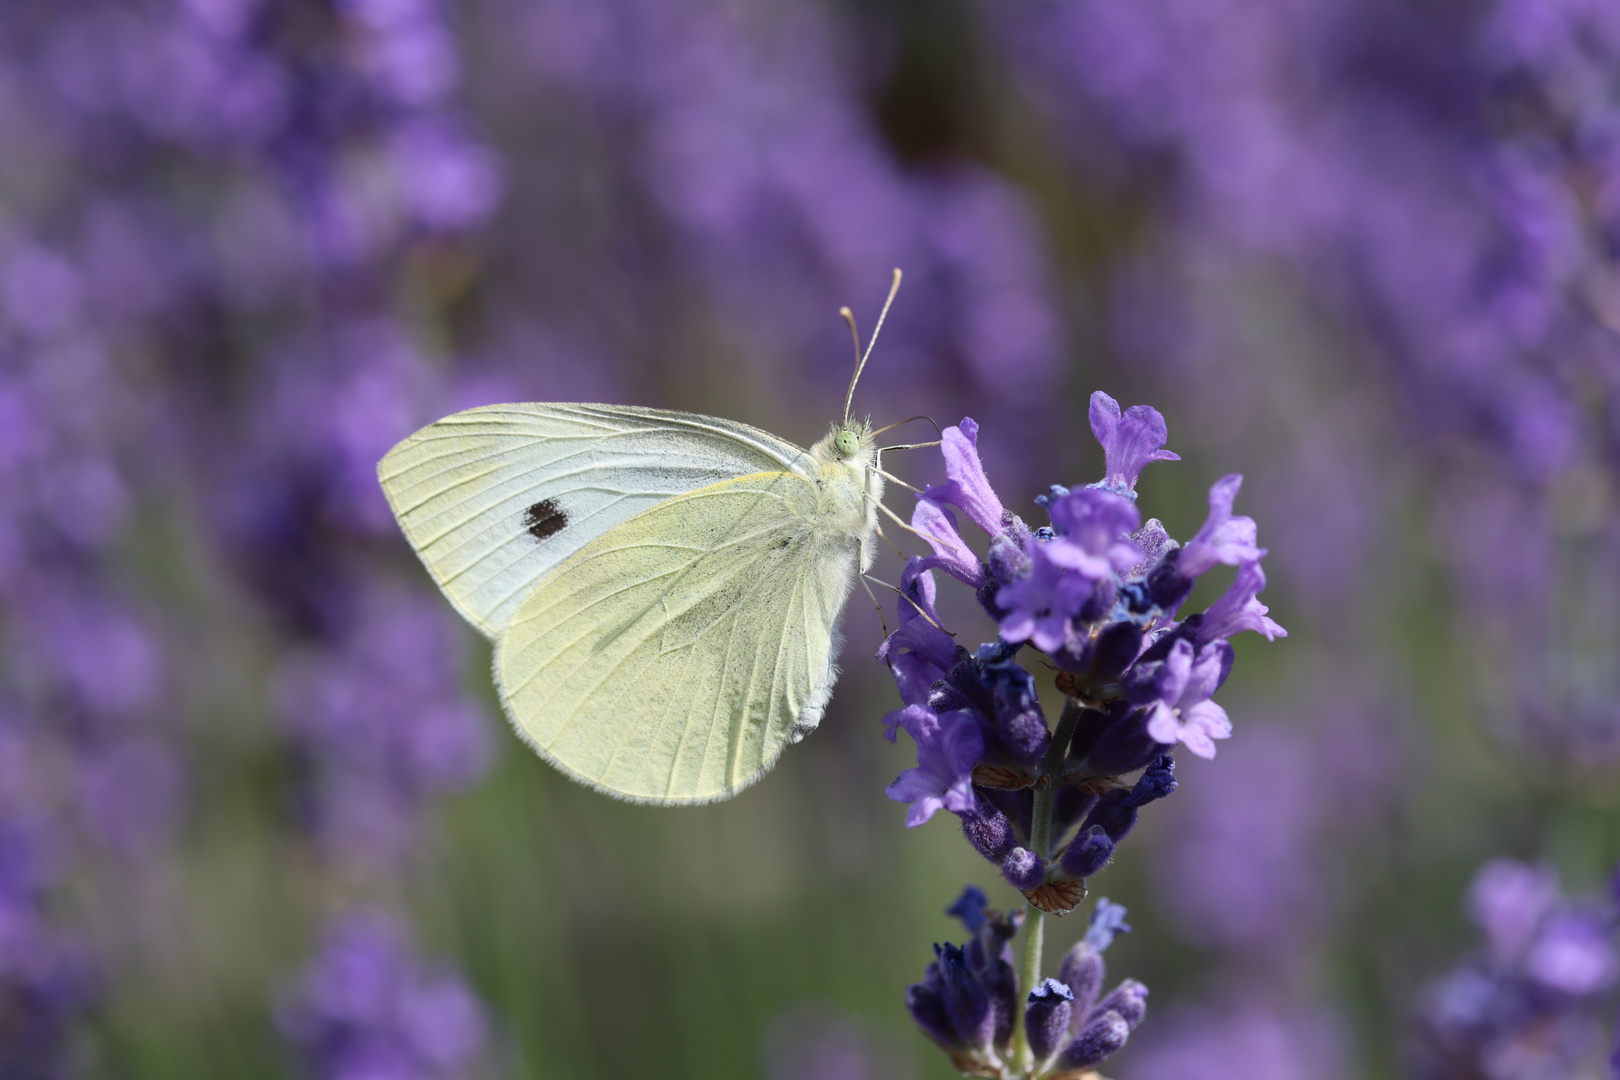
[494,471,859,803]
[376,404,813,637]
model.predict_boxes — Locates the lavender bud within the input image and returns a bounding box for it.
[904,973,960,1049]
[1000,847,1046,891]
[1024,979,1075,1059]
[1146,548,1194,614]
[1082,790,1140,843]
[938,943,995,1050]
[977,647,1051,766]
[980,787,1034,841]
[1088,619,1144,683]
[945,886,989,935]
[1065,704,1121,762]
[1057,1009,1130,1070]
[1050,786,1098,838]
[961,801,1016,863]
[1089,979,1148,1030]
[1083,707,1162,775]
[1121,755,1177,808]
[1060,825,1116,878]
[986,530,1030,587]
[1078,578,1116,623]
[943,657,995,718]
[983,958,1019,1050]
[1058,944,1105,1018]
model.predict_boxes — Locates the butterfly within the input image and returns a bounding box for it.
[377,272,920,804]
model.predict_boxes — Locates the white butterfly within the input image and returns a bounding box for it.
[377,274,912,804]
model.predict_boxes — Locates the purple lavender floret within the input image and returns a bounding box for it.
[1135,638,1233,759]
[876,559,964,706]
[924,418,1009,539]
[1042,489,1143,580]
[1416,858,1619,1079]
[885,707,983,828]
[1087,392,1181,498]
[1198,560,1289,644]
[1178,474,1263,577]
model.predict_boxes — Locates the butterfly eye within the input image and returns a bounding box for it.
[834,429,860,458]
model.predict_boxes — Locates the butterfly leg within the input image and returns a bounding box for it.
[857,569,891,638]
[864,573,954,635]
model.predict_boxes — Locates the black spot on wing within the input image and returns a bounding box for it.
[523,499,568,541]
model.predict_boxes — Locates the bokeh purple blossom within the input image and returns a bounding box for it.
[1416,859,1619,1079]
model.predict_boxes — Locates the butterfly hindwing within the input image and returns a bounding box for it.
[377,404,813,638]
[494,470,860,803]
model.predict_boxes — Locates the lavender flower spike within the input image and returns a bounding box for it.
[1088,392,1180,497]
[1178,474,1264,577]
[1142,640,1233,759]
[1198,561,1288,643]
[921,418,1007,536]
[886,709,984,827]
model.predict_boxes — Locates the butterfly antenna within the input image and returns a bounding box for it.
[840,306,863,373]
[843,267,903,426]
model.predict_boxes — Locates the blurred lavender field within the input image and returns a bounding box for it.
[1,0,1616,1077]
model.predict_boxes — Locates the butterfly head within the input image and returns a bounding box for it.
[834,426,862,459]
[820,418,876,465]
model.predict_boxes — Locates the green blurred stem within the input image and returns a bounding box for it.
[1012,903,1045,1075]
[1011,699,1081,1076]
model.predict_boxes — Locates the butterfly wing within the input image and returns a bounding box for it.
[493,470,862,803]
[377,404,814,638]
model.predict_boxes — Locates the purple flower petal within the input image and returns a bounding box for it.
[1088,391,1180,496]
[996,543,1091,653]
[1469,859,1561,963]
[911,499,986,588]
[887,709,984,827]
[1198,561,1288,642]
[1045,488,1143,578]
[921,417,1006,536]
[878,560,959,705]
[1178,474,1264,577]
[1525,909,1618,995]
[1140,641,1232,758]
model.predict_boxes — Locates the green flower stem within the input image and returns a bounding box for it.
[1012,900,1045,1075]
[1011,699,1082,1075]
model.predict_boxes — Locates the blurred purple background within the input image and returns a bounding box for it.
[0,0,1616,1076]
